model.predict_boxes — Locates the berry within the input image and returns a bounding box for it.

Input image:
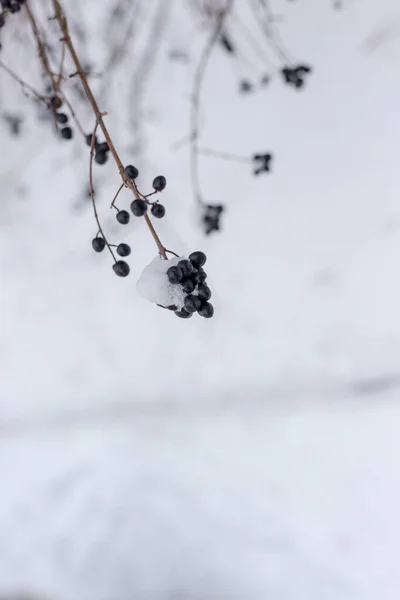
[9,4,21,13]
[124,164,139,180]
[167,266,183,284]
[96,141,109,153]
[182,278,195,294]
[117,243,131,257]
[56,112,68,124]
[86,132,97,147]
[177,260,194,277]
[151,203,165,218]
[50,95,63,110]
[198,302,214,318]
[130,198,147,217]
[189,251,207,268]
[116,210,130,224]
[197,283,211,301]
[193,268,207,284]
[152,175,166,191]
[184,295,202,313]
[113,260,130,277]
[0,15,5,28]
[95,151,108,165]
[61,126,73,140]
[175,308,192,319]
[92,237,106,252]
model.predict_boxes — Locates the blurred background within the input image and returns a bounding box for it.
[1,0,400,598]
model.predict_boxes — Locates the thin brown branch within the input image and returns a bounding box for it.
[190,0,234,206]
[52,0,168,259]
[25,2,58,89]
[110,182,125,208]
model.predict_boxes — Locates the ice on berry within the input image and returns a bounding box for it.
[136,256,187,310]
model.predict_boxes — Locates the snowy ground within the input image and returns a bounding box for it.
[1,0,400,598]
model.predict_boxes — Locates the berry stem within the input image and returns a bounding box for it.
[52,0,168,259]
[89,116,116,263]
[190,0,234,206]
[110,182,124,208]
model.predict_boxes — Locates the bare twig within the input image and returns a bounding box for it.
[89,115,116,263]
[198,147,250,163]
[0,60,48,106]
[190,0,234,206]
[52,0,169,259]
[25,2,58,89]
[110,182,125,208]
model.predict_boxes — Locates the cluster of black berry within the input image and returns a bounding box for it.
[92,236,131,277]
[86,132,110,164]
[124,165,167,220]
[281,65,312,89]
[50,95,73,139]
[202,204,224,235]
[253,152,273,176]
[91,165,169,277]
[163,252,214,319]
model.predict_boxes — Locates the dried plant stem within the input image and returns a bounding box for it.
[190,0,234,206]
[53,0,168,259]
[110,182,124,208]
[89,116,116,263]
[25,2,58,89]
[198,147,250,163]
[0,59,48,105]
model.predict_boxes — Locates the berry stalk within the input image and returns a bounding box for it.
[52,0,168,259]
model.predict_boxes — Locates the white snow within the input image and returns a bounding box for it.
[136,255,187,310]
[1,0,400,598]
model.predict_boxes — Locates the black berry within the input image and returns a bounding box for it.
[182,278,195,294]
[9,4,21,13]
[116,210,130,224]
[113,260,130,277]
[177,260,194,277]
[130,199,147,217]
[61,126,73,140]
[197,283,211,301]
[92,237,106,252]
[96,141,109,153]
[198,302,214,318]
[167,266,183,284]
[95,151,108,165]
[124,164,139,180]
[193,268,207,284]
[189,251,207,268]
[86,133,97,147]
[152,175,166,191]
[175,308,192,319]
[184,295,202,313]
[151,203,165,218]
[50,95,63,110]
[117,243,131,257]
[56,112,68,124]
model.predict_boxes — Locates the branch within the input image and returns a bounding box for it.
[190,0,234,206]
[52,0,168,259]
